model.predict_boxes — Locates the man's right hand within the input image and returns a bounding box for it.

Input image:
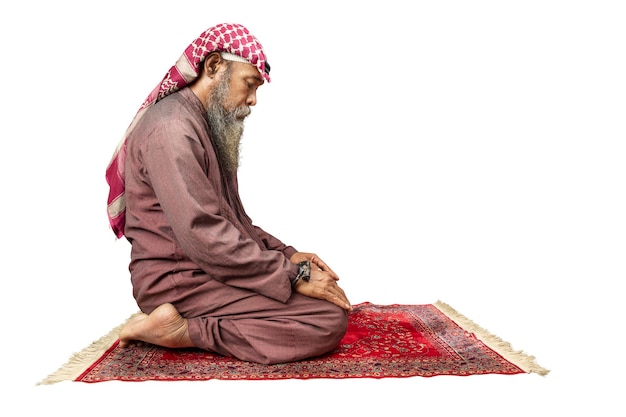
[293,269,352,311]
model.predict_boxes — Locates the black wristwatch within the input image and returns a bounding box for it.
[291,260,311,288]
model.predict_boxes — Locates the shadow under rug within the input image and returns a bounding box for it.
[39,301,549,384]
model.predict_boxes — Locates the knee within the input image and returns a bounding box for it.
[321,305,349,348]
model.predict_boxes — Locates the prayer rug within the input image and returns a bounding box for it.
[38,301,548,384]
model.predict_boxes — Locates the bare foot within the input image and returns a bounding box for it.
[117,313,148,348]
[119,303,194,349]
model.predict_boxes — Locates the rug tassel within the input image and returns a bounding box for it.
[433,300,550,376]
[37,312,141,385]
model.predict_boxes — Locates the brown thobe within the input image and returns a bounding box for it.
[124,87,347,364]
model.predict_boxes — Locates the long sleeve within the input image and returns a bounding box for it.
[253,225,298,259]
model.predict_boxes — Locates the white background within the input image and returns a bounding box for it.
[2,1,624,415]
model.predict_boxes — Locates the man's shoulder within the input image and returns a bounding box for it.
[153,88,200,117]
[129,89,206,148]
[138,89,204,130]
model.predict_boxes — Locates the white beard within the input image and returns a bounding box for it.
[205,70,251,175]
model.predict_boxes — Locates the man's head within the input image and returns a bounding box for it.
[194,23,271,83]
[191,29,269,175]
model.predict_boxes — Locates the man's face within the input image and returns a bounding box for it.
[220,61,264,113]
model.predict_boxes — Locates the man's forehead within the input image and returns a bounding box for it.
[230,61,265,84]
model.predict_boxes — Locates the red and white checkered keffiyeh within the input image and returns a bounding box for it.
[105,23,271,238]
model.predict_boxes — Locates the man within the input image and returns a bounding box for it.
[105,23,351,365]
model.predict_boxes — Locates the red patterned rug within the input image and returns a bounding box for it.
[39,301,548,384]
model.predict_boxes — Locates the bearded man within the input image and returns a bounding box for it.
[106,23,351,364]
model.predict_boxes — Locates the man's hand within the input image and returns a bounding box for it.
[293,268,352,311]
[290,252,339,280]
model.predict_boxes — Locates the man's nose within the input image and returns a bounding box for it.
[247,92,257,106]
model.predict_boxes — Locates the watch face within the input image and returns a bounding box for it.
[299,261,311,282]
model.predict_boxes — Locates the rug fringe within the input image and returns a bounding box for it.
[433,300,550,376]
[37,312,141,385]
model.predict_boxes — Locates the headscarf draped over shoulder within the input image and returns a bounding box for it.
[105,23,271,238]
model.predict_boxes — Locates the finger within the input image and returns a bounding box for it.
[326,286,351,311]
[312,256,339,280]
[302,280,351,311]
[326,292,352,311]
[335,288,350,307]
